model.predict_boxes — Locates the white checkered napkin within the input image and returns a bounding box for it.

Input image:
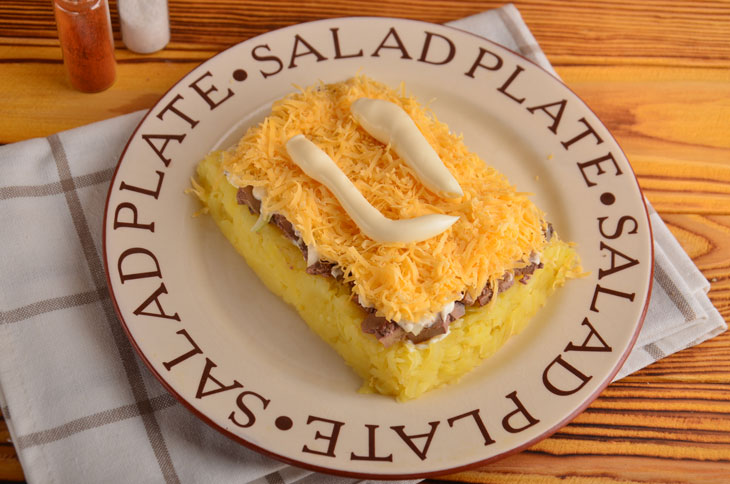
[0,4,725,484]
[613,207,727,380]
[0,111,397,484]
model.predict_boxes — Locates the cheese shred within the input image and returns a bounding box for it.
[223,76,548,323]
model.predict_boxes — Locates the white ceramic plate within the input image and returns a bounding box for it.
[104,17,653,479]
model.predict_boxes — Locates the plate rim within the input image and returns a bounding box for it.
[102,15,655,479]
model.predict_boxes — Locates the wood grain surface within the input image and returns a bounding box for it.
[1,1,730,483]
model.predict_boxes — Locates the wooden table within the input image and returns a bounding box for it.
[2,1,729,482]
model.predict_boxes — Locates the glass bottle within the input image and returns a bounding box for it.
[118,0,170,54]
[53,0,116,93]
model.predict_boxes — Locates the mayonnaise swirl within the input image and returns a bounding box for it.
[350,98,463,198]
[285,134,458,244]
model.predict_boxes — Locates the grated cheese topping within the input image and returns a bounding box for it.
[223,76,548,323]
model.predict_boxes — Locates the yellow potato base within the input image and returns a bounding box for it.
[194,152,582,401]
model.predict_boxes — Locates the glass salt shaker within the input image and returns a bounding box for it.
[118,0,171,54]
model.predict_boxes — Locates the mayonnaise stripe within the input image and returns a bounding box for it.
[351,98,463,198]
[285,134,458,243]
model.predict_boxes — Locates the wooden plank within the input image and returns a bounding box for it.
[0,411,24,482]
[557,67,730,216]
[1,0,729,62]
[0,46,198,143]
[1,1,729,144]
[447,453,730,484]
